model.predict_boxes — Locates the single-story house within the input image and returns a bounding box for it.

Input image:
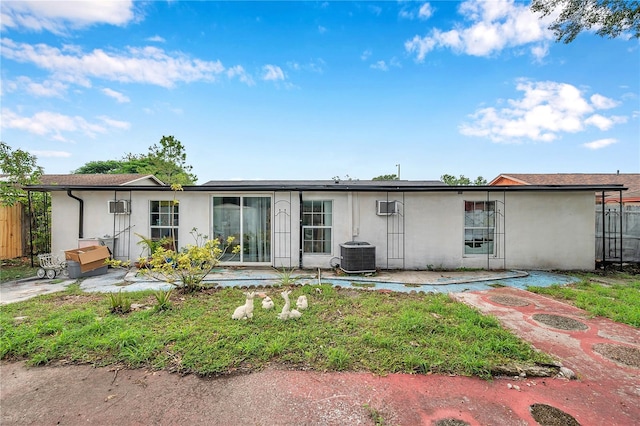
[26,175,626,271]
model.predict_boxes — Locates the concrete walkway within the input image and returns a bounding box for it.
[1,267,578,304]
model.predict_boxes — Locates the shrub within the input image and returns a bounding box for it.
[153,289,173,311]
[141,228,239,293]
[107,291,131,314]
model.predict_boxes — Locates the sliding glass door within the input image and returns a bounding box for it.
[213,196,271,263]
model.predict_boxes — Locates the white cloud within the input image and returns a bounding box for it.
[530,44,549,62]
[405,0,554,60]
[419,3,434,20]
[399,2,434,20]
[1,39,227,88]
[584,114,627,130]
[370,60,388,71]
[227,65,255,86]
[590,93,619,109]
[4,76,68,97]
[98,116,131,130]
[460,80,627,143]
[262,65,285,81]
[318,25,327,34]
[369,5,382,16]
[404,35,437,61]
[31,150,72,158]
[369,57,401,71]
[1,108,128,141]
[287,59,325,74]
[399,9,413,20]
[1,1,136,33]
[26,79,67,97]
[361,49,372,61]
[101,88,130,103]
[583,138,618,150]
[146,35,166,43]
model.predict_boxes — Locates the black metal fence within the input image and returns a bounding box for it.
[596,205,640,263]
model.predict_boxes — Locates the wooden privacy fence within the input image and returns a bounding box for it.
[0,203,25,259]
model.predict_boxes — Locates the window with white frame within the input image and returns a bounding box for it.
[150,200,179,249]
[464,201,495,255]
[302,200,332,254]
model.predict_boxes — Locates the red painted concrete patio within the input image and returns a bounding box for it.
[2,287,638,425]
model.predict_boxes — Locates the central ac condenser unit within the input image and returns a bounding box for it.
[339,241,376,273]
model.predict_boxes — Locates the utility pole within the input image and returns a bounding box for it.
[396,164,400,180]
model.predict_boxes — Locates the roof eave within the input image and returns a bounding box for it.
[24,184,628,193]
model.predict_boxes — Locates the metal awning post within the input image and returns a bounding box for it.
[602,191,606,266]
[619,190,623,267]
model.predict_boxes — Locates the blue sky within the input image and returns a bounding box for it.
[1,0,638,183]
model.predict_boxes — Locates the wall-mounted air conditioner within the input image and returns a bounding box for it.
[108,200,130,214]
[376,200,398,216]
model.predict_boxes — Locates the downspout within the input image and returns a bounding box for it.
[299,191,303,269]
[67,189,84,239]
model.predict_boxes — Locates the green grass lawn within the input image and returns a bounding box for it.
[0,257,38,282]
[0,283,553,378]
[528,273,640,327]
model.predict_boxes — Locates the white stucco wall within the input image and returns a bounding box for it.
[48,188,596,271]
[308,190,594,270]
[502,191,595,270]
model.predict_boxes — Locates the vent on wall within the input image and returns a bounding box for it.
[376,200,398,215]
[108,200,130,214]
[340,241,376,273]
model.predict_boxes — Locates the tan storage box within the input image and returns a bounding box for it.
[64,245,110,272]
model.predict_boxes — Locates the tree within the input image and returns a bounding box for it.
[440,174,487,186]
[0,141,43,206]
[73,160,124,174]
[144,135,197,185]
[73,135,197,185]
[372,174,399,181]
[531,0,640,43]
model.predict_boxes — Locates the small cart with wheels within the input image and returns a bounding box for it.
[37,254,69,279]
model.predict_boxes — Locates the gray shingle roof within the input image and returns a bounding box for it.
[201,179,446,187]
[38,174,163,186]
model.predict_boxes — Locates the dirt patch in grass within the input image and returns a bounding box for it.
[592,343,640,368]
[529,403,580,425]
[434,419,470,426]
[489,295,531,307]
[49,294,105,307]
[532,314,588,331]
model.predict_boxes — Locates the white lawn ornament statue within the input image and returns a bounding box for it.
[278,290,292,320]
[232,292,256,320]
[296,295,308,310]
[288,307,302,319]
[278,290,302,320]
[262,296,274,310]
